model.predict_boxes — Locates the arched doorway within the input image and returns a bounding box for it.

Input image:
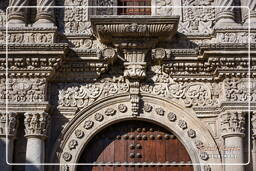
[77,120,193,171]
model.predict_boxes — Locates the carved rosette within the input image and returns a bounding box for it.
[220,112,245,138]
[24,112,49,138]
[0,112,18,137]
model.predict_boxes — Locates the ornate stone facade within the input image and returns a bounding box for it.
[0,1,255,171]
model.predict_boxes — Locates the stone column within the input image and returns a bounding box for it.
[221,111,245,171]
[24,112,49,171]
[241,0,256,26]
[34,0,55,27]
[215,0,237,27]
[8,0,29,26]
[0,112,18,171]
[252,112,256,171]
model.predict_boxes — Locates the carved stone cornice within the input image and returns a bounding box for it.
[0,112,18,137]
[24,112,49,138]
[220,111,246,137]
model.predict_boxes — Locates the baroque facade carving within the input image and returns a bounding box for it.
[0,112,18,137]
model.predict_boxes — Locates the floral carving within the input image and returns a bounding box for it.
[62,152,72,162]
[140,82,218,107]
[57,83,129,109]
[180,0,215,35]
[224,78,256,102]
[105,108,116,116]
[0,112,18,136]
[68,139,78,150]
[94,113,104,122]
[24,112,49,138]
[0,78,46,104]
[74,130,84,139]
[84,120,94,130]
[187,129,196,138]
[144,104,152,112]
[178,120,187,130]
[167,112,177,122]
[118,104,127,113]
[155,108,165,116]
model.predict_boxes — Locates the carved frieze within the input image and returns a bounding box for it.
[24,112,49,138]
[215,32,256,44]
[0,78,46,104]
[220,112,245,137]
[140,82,219,107]
[0,112,18,137]
[224,78,256,102]
[56,82,129,109]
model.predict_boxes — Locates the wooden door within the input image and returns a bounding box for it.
[78,121,193,171]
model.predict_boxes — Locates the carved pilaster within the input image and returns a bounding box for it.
[215,0,237,27]
[220,111,245,138]
[0,112,18,137]
[8,0,29,25]
[24,112,49,139]
[34,0,55,26]
[252,112,256,139]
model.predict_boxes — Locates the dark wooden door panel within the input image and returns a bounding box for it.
[78,121,193,171]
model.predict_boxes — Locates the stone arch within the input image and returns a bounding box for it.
[54,94,222,171]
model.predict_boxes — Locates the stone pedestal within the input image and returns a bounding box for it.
[34,0,55,27]
[215,0,238,28]
[8,0,29,26]
[0,112,18,171]
[221,111,245,171]
[24,112,49,171]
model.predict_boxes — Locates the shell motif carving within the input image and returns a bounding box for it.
[84,120,94,130]
[155,107,165,116]
[105,108,116,116]
[144,104,153,112]
[187,129,196,138]
[68,139,78,150]
[75,130,84,139]
[62,152,72,162]
[118,104,127,113]
[94,113,104,122]
[167,112,177,122]
[178,120,187,129]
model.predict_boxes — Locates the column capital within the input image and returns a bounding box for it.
[24,112,49,139]
[0,112,18,137]
[220,111,246,138]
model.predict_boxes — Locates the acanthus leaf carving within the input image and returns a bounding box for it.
[0,112,18,137]
[24,112,49,138]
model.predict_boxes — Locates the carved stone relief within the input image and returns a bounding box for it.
[0,112,18,137]
[224,78,256,102]
[0,78,46,104]
[179,0,215,35]
[156,0,172,16]
[0,0,7,26]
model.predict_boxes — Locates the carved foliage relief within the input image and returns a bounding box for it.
[180,0,215,35]
[224,78,256,102]
[0,78,46,104]
[55,0,91,34]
